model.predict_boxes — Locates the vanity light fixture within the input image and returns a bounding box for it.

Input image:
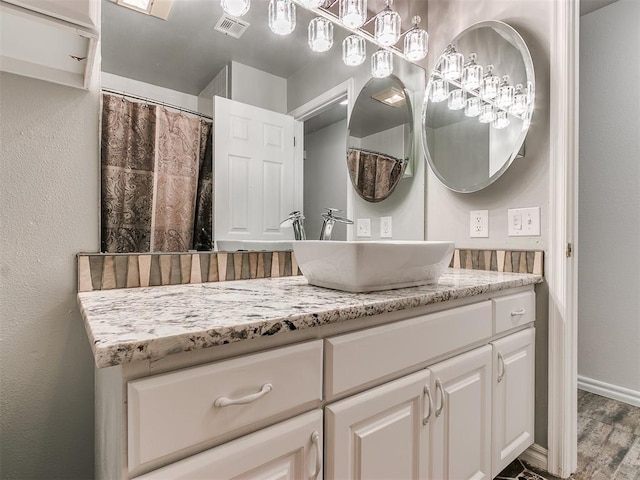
[221,0,250,17]
[371,87,406,107]
[299,0,325,7]
[269,0,296,35]
[479,104,496,123]
[480,65,499,100]
[496,75,514,109]
[464,96,482,117]
[442,45,464,81]
[509,84,528,115]
[339,0,367,29]
[430,78,449,102]
[374,0,401,47]
[342,34,366,66]
[493,110,510,129]
[371,49,393,78]
[404,16,428,61]
[309,17,333,52]
[448,89,466,110]
[461,52,483,91]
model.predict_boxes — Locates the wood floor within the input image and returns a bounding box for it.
[498,390,640,480]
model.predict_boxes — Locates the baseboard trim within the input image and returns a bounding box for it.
[578,375,640,407]
[519,443,548,472]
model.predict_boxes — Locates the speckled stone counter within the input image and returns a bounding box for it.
[78,268,542,368]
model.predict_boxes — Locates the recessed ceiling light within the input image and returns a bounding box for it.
[371,87,406,107]
[339,99,349,106]
[114,0,173,19]
[119,0,153,13]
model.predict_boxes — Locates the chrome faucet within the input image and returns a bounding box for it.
[280,211,306,240]
[320,208,354,240]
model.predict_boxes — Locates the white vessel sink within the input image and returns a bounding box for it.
[292,240,455,292]
[215,240,293,252]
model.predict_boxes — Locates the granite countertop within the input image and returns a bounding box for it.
[78,268,542,368]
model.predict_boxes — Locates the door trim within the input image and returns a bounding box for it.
[547,0,579,477]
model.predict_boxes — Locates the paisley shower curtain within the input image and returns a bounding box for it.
[101,94,213,253]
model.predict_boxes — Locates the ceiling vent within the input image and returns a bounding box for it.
[214,14,250,39]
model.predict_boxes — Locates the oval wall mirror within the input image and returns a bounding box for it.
[422,21,535,193]
[347,75,413,202]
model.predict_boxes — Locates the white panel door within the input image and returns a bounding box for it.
[135,410,323,480]
[215,96,298,241]
[429,345,492,480]
[491,328,535,477]
[325,370,431,479]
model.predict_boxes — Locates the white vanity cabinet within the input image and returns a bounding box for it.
[0,0,98,89]
[95,287,537,479]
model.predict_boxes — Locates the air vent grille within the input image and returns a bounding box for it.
[214,14,250,39]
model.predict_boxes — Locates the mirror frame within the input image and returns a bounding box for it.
[422,20,535,193]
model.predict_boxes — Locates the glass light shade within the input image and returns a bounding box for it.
[340,0,366,28]
[481,65,499,100]
[479,104,496,123]
[430,78,449,102]
[492,110,510,129]
[374,7,401,47]
[371,49,393,78]
[343,34,366,66]
[461,53,483,91]
[269,0,296,35]
[521,110,532,131]
[465,96,482,117]
[443,49,464,80]
[404,28,428,61]
[308,17,333,52]
[221,0,250,17]
[299,0,324,7]
[526,80,535,105]
[509,84,528,115]
[496,75,514,109]
[448,89,466,110]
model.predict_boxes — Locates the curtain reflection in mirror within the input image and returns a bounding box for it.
[101,94,213,253]
[347,148,404,202]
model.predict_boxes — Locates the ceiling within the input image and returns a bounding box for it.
[580,0,619,16]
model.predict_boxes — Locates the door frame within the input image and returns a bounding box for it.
[547,0,579,477]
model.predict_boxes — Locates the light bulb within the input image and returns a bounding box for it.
[308,17,333,52]
[479,104,496,123]
[404,16,428,61]
[465,97,482,117]
[269,0,296,35]
[492,110,510,129]
[371,49,393,78]
[448,89,466,110]
[509,84,527,115]
[443,46,464,81]
[299,0,324,7]
[343,34,366,66]
[461,52,483,91]
[430,78,448,103]
[221,0,250,17]
[339,0,366,28]
[374,1,401,47]
[496,75,514,109]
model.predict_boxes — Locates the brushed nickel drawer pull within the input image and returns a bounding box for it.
[511,308,526,316]
[435,379,445,417]
[311,430,322,480]
[497,352,506,383]
[214,383,273,407]
[423,385,434,425]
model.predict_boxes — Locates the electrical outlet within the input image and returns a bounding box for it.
[380,216,392,238]
[470,210,489,238]
[356,218,371,237]
[508,207,541,236]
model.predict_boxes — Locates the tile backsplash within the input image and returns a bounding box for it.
[77,248,543,292]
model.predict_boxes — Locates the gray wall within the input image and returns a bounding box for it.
[425,0,552,447]
[304,119,349,240]
[231,61,287,114]
[578,0,640,394]
[0,72,99,478]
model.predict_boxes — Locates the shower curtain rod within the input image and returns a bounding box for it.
[101,88,213,121]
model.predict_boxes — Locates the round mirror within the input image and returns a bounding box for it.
[347,75,413,202]
[422,21,535,193]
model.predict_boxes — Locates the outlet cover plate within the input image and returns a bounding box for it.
[380,216,392,238]
[508,207,541,236]
[356,218,371,237]
[470,210,489,238]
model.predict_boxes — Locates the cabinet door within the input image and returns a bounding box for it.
[135,410,323,480]
[429,345,492,480]
[325,370,432,479]
[491,328,535,477]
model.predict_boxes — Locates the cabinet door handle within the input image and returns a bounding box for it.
[423,385,434,425]
[497,352,506,383]
[214,383,273,407]
[435,379,445,417]
[511,308,526,316]
[311,430,322,480]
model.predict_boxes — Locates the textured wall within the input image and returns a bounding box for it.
[579,0,640,394]
[0,72,100,478]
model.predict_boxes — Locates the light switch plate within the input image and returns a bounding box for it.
[508,207,541,236]
[356,218,371,237]
[470,210,489,238]
[380,216,392,238]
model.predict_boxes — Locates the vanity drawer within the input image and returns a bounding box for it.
[325,301,492,399]
[493,291,535,334]
[127,340,323,472]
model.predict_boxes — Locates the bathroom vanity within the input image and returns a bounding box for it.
[78,269,540,479]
